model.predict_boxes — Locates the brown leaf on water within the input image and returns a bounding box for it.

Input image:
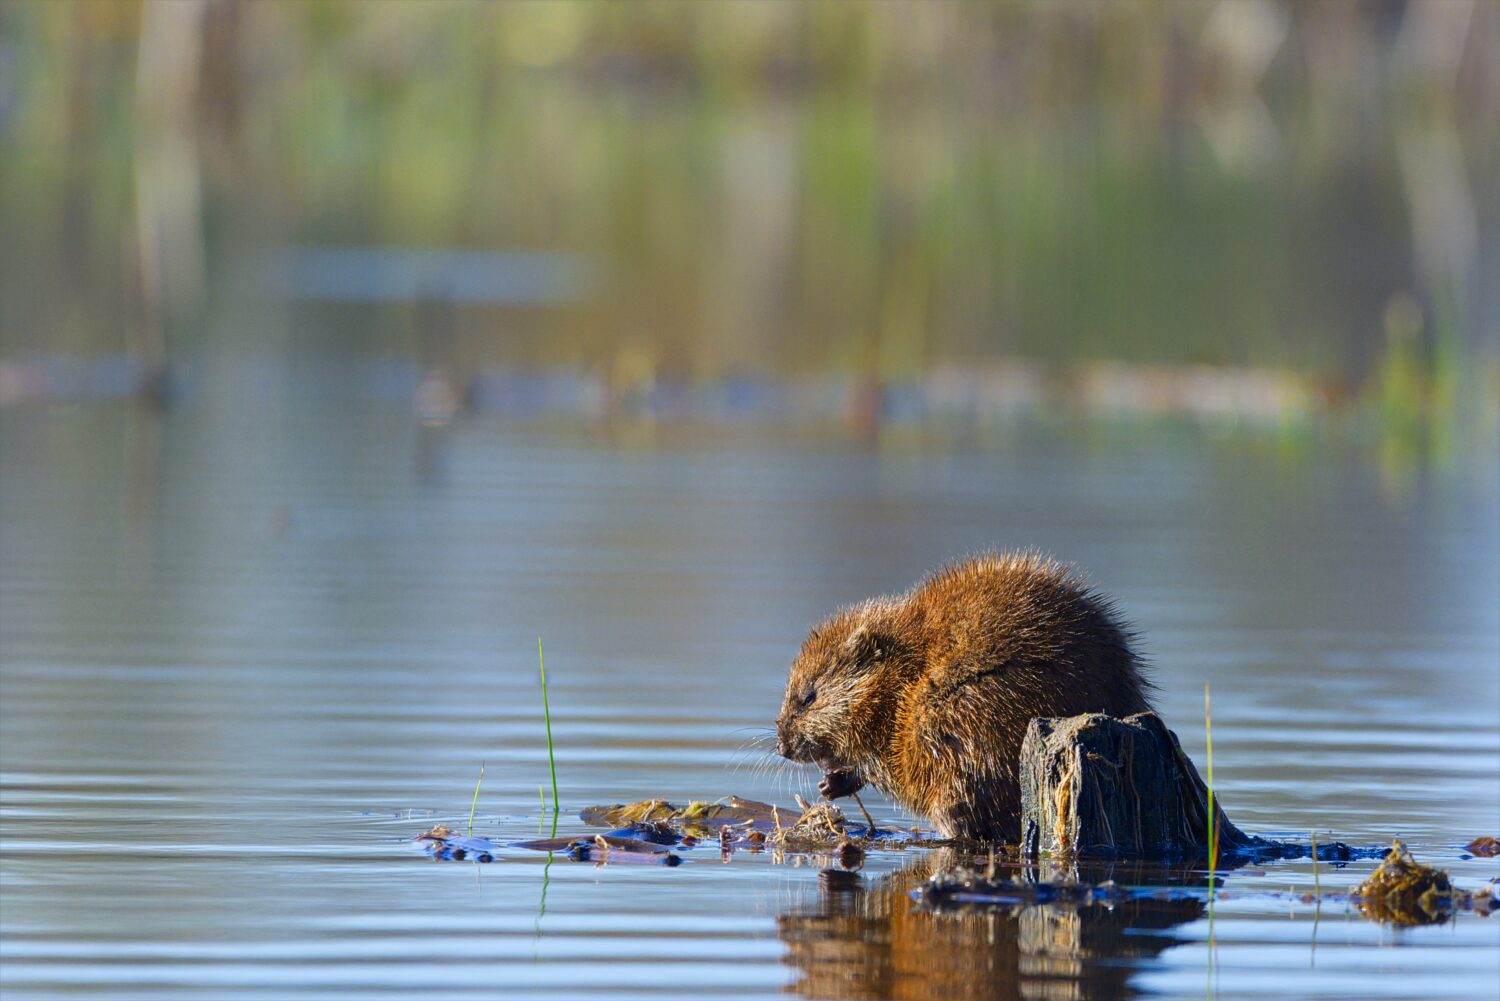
[414,825,453,841]
[1464,836,1499,857]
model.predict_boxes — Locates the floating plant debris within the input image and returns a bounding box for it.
[579,794,923,846]
[755,797,866,868]
[769,797,848,848]
[448,793,936,867]
[1352,840,1476,926]
[418,793,922,866]
[579,796,786,835]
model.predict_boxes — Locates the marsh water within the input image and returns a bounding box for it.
[2,398,1497,1001]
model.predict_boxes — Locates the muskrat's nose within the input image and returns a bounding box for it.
[775,726,791,759]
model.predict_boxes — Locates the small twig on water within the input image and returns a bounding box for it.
[850,790,878,836]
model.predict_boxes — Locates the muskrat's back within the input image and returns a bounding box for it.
[776,552,1153,842]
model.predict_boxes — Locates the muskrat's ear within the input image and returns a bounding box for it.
[842,623,885,667]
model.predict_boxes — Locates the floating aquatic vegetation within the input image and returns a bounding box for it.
[769,797,846,846]
[569,793,934,866]
[579,796,785,835]
[758,797,864,868]
[579,794,917,843]
[1352,840,1475,926]
[418,793,903,867]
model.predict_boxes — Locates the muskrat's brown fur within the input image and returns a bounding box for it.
[775,552,1153,842]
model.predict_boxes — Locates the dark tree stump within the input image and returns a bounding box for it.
[1019,712,1258,859]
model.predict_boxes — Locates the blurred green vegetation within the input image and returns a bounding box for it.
[1,0,1496,443]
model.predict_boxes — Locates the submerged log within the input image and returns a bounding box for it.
[1019,712,1258,859]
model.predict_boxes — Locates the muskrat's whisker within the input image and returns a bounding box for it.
[724,733,776,770]
[726,733,776,771]
[733,749,781,786]
[774,761,808,800]
[729,731,774,752]
[732,748,779,778]
[724,745,759,771]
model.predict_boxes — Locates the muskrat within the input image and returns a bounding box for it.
[775,552,1153,842]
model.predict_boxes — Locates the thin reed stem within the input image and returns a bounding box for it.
[467,762,485,836]
[1205,683,1218,1000]
[1310,830,1321,898]
[1205,685,1217,875]
[539,637,560,837]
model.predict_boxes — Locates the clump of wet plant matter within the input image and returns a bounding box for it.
[772,796,845,845]
[1354,840,1463,926]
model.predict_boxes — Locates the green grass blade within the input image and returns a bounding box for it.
[539,637,560,835]
[1205,684,1217,999]
[1205,684,1217,874]
[467,762,486,836]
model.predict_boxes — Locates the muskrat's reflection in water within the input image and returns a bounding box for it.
[777,849,1205,1001]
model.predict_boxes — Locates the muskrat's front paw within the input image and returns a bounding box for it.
[819,768,865,800]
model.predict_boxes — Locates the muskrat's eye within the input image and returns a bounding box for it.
[800,687,816,708]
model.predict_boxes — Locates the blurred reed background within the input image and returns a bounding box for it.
[2,0,1496,469]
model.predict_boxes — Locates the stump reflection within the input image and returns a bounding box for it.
[777,850,1205,1001]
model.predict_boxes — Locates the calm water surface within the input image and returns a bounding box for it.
[2,399,1497,1000]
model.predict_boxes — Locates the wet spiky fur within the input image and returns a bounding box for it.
[776,552,1154,842]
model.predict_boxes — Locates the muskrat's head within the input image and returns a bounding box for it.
[776,601,908,772]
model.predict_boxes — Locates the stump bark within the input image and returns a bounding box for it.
[1019,712,1257,859]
